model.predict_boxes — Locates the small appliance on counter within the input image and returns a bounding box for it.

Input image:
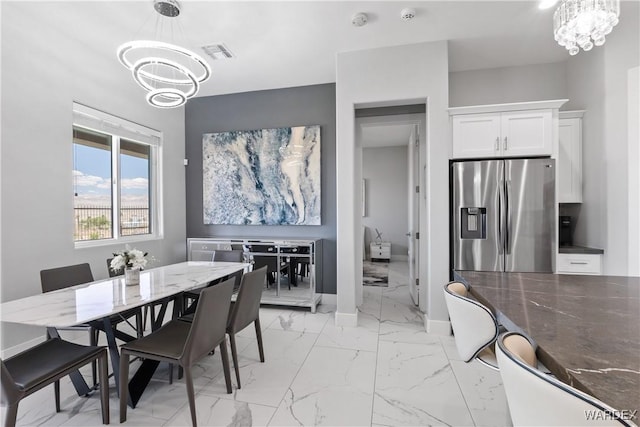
[559,216,573,246]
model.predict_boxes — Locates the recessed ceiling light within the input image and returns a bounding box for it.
[538,0,559,10]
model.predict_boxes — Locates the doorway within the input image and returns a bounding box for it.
[356,108,425,306]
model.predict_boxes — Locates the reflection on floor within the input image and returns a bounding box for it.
[7,261,511,426]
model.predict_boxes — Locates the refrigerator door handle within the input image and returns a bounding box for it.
[506,180,512,254]
[498,178,505,255]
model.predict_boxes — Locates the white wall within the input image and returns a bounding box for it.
[628,66,640,277]
[0,2,187,349]
[335,41,450,332]
[449,62,568,107]
[565,1,639,275]
[362,146,409,258]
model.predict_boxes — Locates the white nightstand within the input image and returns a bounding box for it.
[370,242,391,262]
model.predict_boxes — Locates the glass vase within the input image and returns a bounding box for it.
[124,267,140,286]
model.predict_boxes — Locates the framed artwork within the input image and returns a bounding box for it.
[202,125,321,225]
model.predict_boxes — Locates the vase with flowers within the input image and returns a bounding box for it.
[110,246,149,286]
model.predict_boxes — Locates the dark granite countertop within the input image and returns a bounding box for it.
[459,271,640,414]
[559,245,605,254]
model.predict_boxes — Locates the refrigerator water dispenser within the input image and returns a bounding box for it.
[461,207,486,239]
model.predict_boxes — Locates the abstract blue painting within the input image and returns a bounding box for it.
[203,125,321,225]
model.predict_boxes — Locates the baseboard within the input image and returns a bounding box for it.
[335,310,358,327]
[320,293,337,305]
[424,315,451,336]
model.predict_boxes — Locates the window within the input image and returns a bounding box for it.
[72,103,162,245]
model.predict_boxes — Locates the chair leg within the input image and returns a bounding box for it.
[228,333,241,389]
[219,341,233,393]
[98,352,110,425]
[254,318,265,363]
[3,403,18,427]
[135,311,143,338]
[183,366,198,427]
[54,380,61,412]
[119,352,130,423]
[90,328,98,387]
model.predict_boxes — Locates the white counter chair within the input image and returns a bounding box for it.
[444,281,499,369]
[496,331,635,427]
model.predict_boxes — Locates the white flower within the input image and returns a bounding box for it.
[110,247,149,271]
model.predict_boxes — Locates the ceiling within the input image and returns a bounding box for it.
[361,123,415,148]
[13,0,575,98]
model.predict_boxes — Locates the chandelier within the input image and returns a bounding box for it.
[117,0,211,108]
[553,0,620,55]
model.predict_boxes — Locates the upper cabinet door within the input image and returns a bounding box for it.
[452,114,501,159]
[557,117,583,203]
[500,110,553,157]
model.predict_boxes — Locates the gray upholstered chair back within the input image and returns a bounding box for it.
[213,250,244,262]
[40,263,94,293]
[228,267,267,333]
[1,361,21,406]
[182,278,234,365]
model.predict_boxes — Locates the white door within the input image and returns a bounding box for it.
[408,125,420,305]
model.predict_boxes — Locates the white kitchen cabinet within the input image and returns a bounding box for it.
[449,100,567,160]
[558,111,584,203]
[557,253,602,275]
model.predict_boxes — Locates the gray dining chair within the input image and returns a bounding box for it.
[40,263,144,386]
[1,338,109,427]
[119,278,236,427]
[226,266,267,389]
[182,249,245,314]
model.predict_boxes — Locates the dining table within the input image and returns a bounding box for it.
[1,261,248,408]
[456,271,640,416]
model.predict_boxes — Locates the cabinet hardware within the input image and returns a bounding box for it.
[570,261,588,265]
[495,137,499,151]
[504,136,508,151]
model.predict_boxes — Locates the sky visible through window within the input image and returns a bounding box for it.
[73,143,149,207]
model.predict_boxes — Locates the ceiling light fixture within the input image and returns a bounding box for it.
[117,0,211,109]
[553,0,620,55]
[538,0,559,10]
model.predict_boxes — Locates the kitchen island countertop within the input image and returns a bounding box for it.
[457,271,639,414]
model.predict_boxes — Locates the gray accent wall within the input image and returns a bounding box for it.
[185,84,337,293]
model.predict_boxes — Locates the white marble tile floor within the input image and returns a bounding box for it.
[6,261,511,427]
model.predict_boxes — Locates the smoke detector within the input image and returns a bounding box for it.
[400,8,416,21]
[351,12,368,27]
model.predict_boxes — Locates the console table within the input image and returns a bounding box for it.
[187,238,323,312]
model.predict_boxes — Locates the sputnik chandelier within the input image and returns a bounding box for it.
[553,0,620,55]
[117,0,211,108]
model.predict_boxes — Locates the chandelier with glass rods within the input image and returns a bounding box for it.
[117,0,211,108]
[553,0,620,55]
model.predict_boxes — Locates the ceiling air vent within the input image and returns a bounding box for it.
[201,44,235,60]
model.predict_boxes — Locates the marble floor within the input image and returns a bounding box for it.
[6,261,511,427]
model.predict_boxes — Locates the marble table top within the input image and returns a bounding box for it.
[460,271,640,414]
[1,262,247,328]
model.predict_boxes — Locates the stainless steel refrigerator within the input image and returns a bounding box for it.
[452,158,555,272]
